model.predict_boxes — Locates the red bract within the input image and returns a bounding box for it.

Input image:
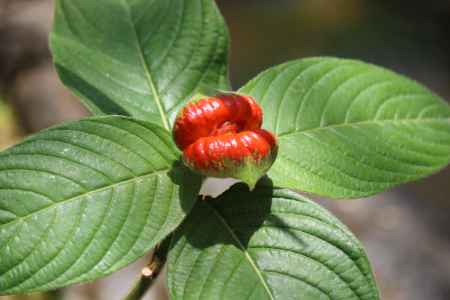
[173,93,278,189]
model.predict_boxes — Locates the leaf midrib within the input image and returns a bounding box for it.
[207,203,275,300]
[0,169,170,229]
[278,117,450,139]
[122,0,170,130]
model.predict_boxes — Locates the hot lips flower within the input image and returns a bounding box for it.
[173,93,278,189]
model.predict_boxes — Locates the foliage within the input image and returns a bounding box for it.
[1,0,449,299]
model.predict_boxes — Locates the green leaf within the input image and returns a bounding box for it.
[0,116,201,294]
[168,184,379,300]
[239,57,450,198]
[50,0,230,130]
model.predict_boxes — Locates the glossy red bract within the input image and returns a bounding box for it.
[173,93,278,188]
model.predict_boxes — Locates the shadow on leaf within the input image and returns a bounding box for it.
[55,64,130,116]
[168,159,203,214]
[171,176,305,253]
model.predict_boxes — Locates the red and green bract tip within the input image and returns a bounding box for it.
[173,93,278,189]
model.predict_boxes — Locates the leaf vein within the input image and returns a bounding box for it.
[0,169,169,230]
[207,203,275,300]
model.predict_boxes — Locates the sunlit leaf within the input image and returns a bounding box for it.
[240,57,450,198]
[168,185,379,300]
[0,116,201,294]
[51,0,230,129]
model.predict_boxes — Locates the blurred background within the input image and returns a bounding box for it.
[1,0,449,299]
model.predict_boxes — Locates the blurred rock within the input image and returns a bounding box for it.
[10,62,88,132]
[319,189,450,300]
[0,99,22,150]
[0,0,88,133]
[0,0,52,89]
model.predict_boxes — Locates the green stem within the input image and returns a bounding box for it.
[123,270,159,300]
[123,237,171,300]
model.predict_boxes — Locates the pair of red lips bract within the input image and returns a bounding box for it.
[173,93,278,189]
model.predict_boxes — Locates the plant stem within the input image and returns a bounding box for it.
[123,269,160,300]
[123,238,170,300]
